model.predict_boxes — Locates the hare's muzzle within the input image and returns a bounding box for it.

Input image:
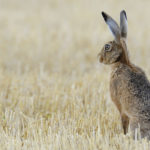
[100,56,103,63]
[98,52,103,63]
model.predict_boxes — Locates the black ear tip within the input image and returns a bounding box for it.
[101,11,107,21]
[121,10,127,20]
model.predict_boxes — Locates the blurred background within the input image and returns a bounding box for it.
[0,0,150,76]
[1,0,150,149]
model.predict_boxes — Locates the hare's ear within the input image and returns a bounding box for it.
[120,10,127,38]
[102,11,120,43]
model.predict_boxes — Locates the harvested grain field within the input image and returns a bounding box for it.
[0,0,150,149]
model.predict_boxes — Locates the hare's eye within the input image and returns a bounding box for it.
[105,44,111,51]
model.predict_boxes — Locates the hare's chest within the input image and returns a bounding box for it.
[110,72,128,99]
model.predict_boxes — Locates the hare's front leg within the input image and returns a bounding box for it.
[121,114,129,134]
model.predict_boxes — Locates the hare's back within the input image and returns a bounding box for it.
[126,68,150,102]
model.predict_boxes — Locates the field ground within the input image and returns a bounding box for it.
[0,0,150,149]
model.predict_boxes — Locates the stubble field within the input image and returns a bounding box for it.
[0,0,150,149]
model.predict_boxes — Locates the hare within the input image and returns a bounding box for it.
[98,10,150,139]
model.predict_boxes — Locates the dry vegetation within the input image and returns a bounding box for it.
[0,0,150,149]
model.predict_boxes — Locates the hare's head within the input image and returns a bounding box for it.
[99,10,129,65]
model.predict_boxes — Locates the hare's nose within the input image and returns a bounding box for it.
[98,52,103,63]
[98,53,103,63]
[100,56,103,63]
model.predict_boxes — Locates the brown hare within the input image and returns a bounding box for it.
[99,10,150,139]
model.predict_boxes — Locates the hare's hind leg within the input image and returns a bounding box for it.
[121,114,129,134]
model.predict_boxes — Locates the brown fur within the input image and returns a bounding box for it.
[99,11,150,139]
[99,39,150,139]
